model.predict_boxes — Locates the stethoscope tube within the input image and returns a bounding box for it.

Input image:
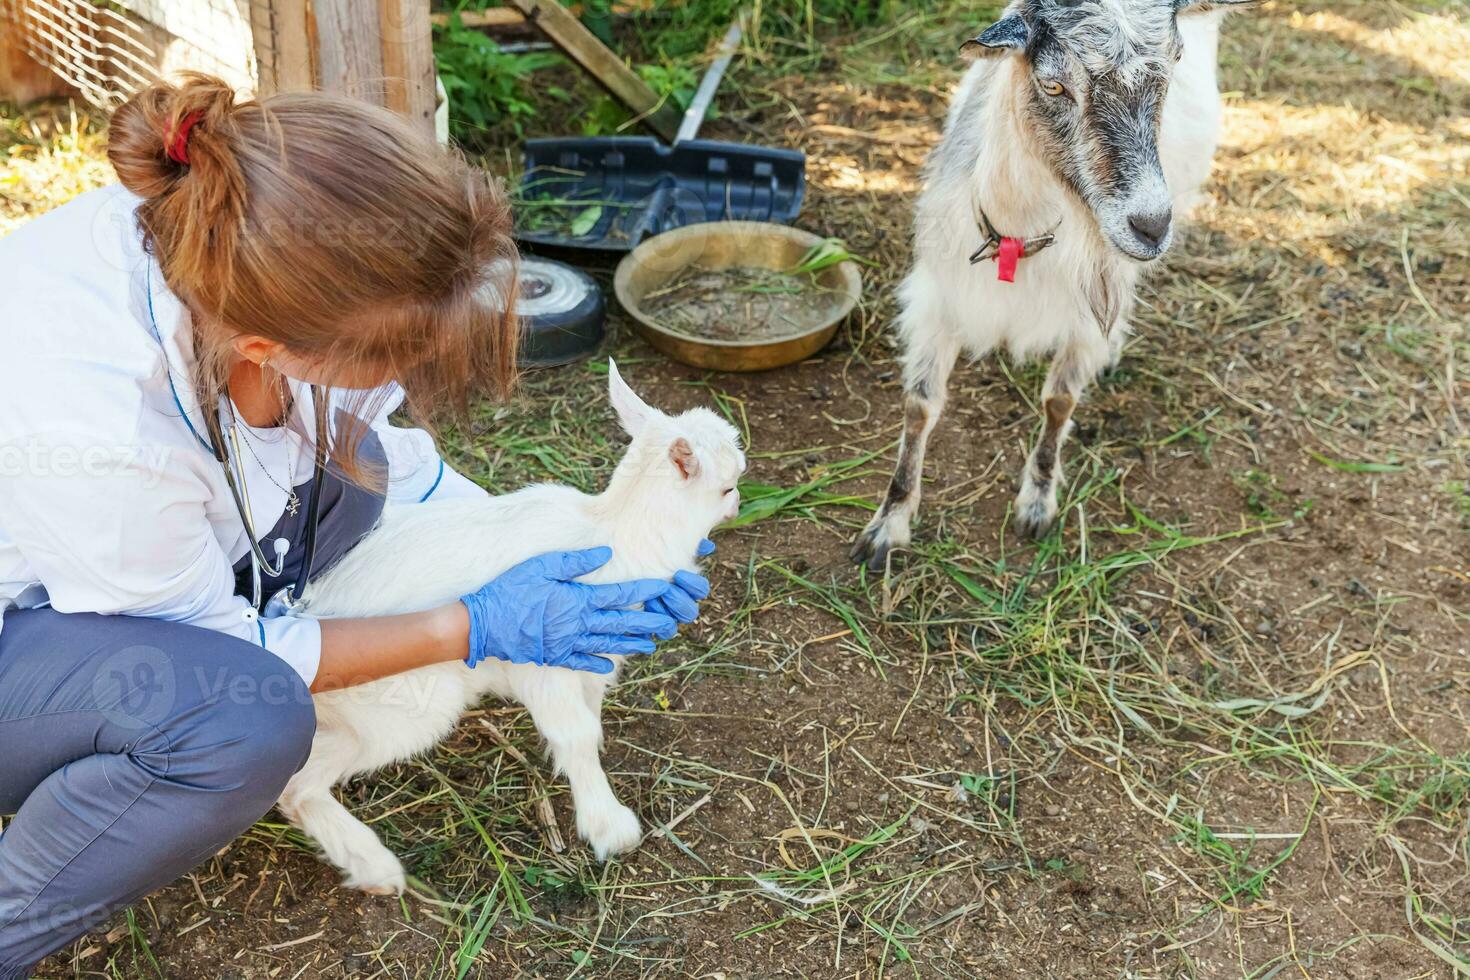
[291,394,330,607]
[204,383,329,611]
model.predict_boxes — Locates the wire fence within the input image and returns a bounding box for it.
[1,0,272,107]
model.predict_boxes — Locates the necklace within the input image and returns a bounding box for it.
[228,405,303,518]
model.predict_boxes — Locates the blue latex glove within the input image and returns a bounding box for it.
[460,547,683,674]
[643,538,715,629]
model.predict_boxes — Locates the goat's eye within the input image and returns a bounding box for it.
[722,487,736,495]
[1040,79,1067,98]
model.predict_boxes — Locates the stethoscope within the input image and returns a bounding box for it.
[146,260,327,614]
[203,389,328,612]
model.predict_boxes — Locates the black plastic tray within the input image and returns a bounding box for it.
[515,136,805,252]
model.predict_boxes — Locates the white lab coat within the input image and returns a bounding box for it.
[0,185,486,684]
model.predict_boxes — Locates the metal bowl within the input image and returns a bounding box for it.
[614,221,862,372]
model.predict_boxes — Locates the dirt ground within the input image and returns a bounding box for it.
[6,1,1468,977]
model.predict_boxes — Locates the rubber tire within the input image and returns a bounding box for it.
[516,257,606,368]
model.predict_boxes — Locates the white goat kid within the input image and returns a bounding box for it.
[280,362,745,894]
[852,0,1258,569]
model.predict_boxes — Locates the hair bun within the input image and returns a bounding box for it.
[107,73,240,202]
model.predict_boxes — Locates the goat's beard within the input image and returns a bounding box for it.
[1084,257,1127,337]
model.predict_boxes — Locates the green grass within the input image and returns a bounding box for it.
[420,347,1470,967]
[1233,468,1313,521]
[1443,480,1470,524]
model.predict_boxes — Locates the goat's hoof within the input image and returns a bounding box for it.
[341,850,408,896]
[1014,482,1059,539]
[579,802,642,861]
[850,515,908,571]
[1017,512,1058,540]
[356,880,404,897]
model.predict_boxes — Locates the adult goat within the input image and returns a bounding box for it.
[852,0,1257,568]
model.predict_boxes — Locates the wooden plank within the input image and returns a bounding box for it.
[429,8,530,29]
[314,0,384,104]
[255,0,314,94]
[379,0,436,136]
[506,0,681,142]
[430,5,629,28]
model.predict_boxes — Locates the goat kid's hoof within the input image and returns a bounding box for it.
[850,515,908,571]
[1014,482,1060,540]
[341,848,408,896]
[579,802,642,861]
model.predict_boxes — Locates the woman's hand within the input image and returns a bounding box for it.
[459,547,686,674]
[309,541,719,693]
[643,538,715,625]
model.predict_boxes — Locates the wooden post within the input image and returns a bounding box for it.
[378,0,436,138]
[313,0,385,105]
[253,0,314,95]
[258,0,434,138]
[506,0,681,142]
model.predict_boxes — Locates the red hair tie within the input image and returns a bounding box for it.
[165,111,204,165]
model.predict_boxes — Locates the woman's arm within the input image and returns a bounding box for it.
[311,547,710,695]
[313,603,469,693]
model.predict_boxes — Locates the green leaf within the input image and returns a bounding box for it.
[1308,451,1406,474]
[569,205,602,237]
[788,237,867,276]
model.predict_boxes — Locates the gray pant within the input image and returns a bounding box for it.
[0,612,316,976]
[0,441,385,977]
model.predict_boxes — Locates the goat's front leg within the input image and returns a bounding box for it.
[521,678,640,861]
[1015,347,1094,537]
[278,729,407,895]
[851,334,959,570]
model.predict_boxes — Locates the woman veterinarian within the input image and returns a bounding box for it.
[0,75,709,977]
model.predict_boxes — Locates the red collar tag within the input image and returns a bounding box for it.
[996,236,1024,283]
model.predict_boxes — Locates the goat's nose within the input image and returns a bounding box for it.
[1127,210,1172,250]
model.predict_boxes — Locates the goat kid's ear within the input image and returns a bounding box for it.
[669,437,701,480]
[1174,0,1262,13]
[607,358,657,438]
[961,15,1028,60]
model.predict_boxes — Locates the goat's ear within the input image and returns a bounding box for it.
[607,358,655,438]
[961,15,1028,60]
[1175,0,1262,13]
[669,437,701,480]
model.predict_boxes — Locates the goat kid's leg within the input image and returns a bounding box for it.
[851,337,959,570]
[278,731,407,895]
[521,679,640,861]
[280,784,408,894]
[1015,349,1092,538]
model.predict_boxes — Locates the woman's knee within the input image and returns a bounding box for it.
[163,649,317,809]
[218,657,317,790]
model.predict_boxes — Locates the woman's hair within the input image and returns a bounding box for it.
[107,73,519,485]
